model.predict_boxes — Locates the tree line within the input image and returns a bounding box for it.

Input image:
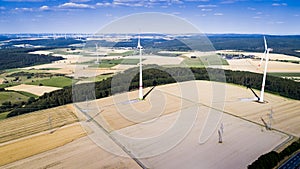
[248,139,300,169]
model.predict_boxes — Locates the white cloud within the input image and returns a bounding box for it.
[39,5,49,11]
[172,12,181,15]
[14,7,33,12]
[252,16,261,19]
[99,0,184,8]
[294,14,299,17]
[247,7,256,11]
[256,12,262,15]
[197,4,217,8]
[96,2,112,7]
[201,8,212,11]
[71,0,91,2]
[221,0,244,4]
[214,13,223,16]
[185,0,209,1]
[160,5,168,8]
[0,7,5,10]
[3,0,43,2]
[272,3,287,6]
[59,2,95,9]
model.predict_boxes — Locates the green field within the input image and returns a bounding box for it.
[0,91,29,105]
[181,55,228,67]
[27,76,73,88]
[0,69,59,88]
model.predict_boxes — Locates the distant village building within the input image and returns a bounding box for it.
[217,53,255,60]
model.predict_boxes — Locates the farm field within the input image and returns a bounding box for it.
[112,109,287,169]
[73,80,296,168]
[78,80,299,137]
[0,105,78,143]
[222,59,300,74]
[5,84,61,96]
[0,136,142,169]
[26,76,73,88]
[0,91,28,105]
[0,124,86,166]
[0,80,299,168]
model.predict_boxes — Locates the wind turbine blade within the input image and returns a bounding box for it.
[264,36,268,51]
[137,35,141,48]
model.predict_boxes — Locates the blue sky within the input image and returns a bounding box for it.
[0,0,299,34]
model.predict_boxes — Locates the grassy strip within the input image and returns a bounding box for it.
[107,50,134,56]
[88,59,142,68]
[15,91,38,98]
[0,112,9,120]
[269,72,300,77]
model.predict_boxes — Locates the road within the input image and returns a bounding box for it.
[278,152,300,169]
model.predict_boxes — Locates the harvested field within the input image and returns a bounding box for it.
[0,124,86,167]
[5,84,61,96]
[112,108,287,168]
[223,59,300,73]
[1,130,141,169]
[74,80,294,168]
[75,85,196,132]
[1,80,298,168]
[76,80,299,137]
[158,81,300,137]
[0,105,78,143]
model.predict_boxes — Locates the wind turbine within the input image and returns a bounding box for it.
[137,34,143,100]
[259,36,273,103]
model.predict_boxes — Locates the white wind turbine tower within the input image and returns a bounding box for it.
[95,43,100,64]
[137,34,143,100]
[268,107,274,130]
[259,36,273,103]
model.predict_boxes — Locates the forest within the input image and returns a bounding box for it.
[208,34,300,58]
[101,34,300,57]
[0,48,63,70]
[7,66,300,117]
